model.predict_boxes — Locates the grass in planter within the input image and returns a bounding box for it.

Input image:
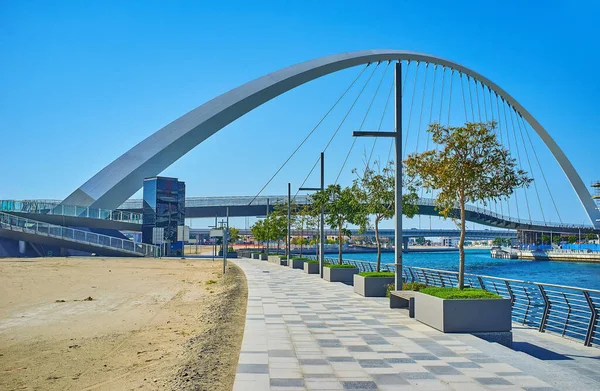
[324,263,357,269]
[420,287,501,300]
[291,257,310,261]
[385,282,427,297]
[305,260,319,264]
[358,271,395,278]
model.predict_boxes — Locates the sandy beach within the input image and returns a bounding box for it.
[0,257,247,391]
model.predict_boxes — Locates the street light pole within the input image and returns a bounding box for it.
[299,152,325,278]
[353,61,403,291]
[287,183,291,263]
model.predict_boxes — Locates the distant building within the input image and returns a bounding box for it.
[441,237,459,247]
[142,177,186,254]
[593,181,600,223]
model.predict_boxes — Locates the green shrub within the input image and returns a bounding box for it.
[305,260,319,264]
[228,247,235,252]
[324,263,357,269]
[403,282,427,291]
[279,255,288,259]
[420,287,501,300]
[291,257,311,261]
[358,271,395,278]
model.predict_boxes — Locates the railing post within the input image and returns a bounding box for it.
[478,276,486,290]
[505,280,515,305]
[584,291,597,346]
[408,267,415,283]
[538,285,550,333]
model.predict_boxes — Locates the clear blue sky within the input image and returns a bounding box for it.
[1,0,598,229]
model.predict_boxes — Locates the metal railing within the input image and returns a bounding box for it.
[305,255,600,347]
[0,212,159,257]
[0,200,143,224]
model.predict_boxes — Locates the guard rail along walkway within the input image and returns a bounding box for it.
[0,212,159,257]
[307,255,600,347]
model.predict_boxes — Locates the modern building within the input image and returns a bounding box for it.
[142,177,186,254]
[593,181,600,222]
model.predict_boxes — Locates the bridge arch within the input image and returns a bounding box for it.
[61,49,600,228]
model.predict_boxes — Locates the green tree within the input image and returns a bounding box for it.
[585,233,597,242]
[293,203,315,257]
[492,237,503,246]
[312,184,365,264]
[568,235,577,244]
[250,219,267,251]
[415,237,426,245]
[228,227,240,244]
[552,235,562,245]
[541,234,550,245]
[404,122,532,289]
[352,161,419,272]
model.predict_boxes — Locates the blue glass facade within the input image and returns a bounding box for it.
[142,177,185,246]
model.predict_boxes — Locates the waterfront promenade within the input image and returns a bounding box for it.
[233,258,600,391]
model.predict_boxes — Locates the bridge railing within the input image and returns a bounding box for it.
[417,197,595,230]
[0,200,143,224]
[305,255,600,347]
[0,212,159,257]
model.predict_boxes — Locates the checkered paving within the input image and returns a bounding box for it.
[233,259,558,391]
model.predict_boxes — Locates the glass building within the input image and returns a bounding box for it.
[142,177,185,248]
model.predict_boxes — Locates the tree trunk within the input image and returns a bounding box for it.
[375,217,381,272]
[458,192,466,290]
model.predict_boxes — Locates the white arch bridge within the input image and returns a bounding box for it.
[3,50,596,257]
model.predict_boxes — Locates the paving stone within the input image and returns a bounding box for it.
[358,359,392,368]
[270,378,305,387]
[474,377,513,385]
[423,365,463,375]
[237,363,269,373]
[340,380,378,389]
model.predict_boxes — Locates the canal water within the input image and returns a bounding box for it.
[345,249,600,290]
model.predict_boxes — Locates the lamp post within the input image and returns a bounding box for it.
[300,152,325,278]
[353,61,403,291]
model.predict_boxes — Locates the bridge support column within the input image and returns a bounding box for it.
[403,237,409,250]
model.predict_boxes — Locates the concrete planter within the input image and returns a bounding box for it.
[414,292,512,333]
[268,255,288,266]
[304,262,319,274]
[289,258,306,269]
[217,251,238,258]
[251,253,261,260]
[324,266,359,284]
[353,275,395,297]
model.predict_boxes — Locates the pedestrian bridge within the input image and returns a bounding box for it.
[119,195,596,235]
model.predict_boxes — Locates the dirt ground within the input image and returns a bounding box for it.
[0,257,248,391]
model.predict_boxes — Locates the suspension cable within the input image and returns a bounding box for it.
[403,61,421,158]
[467,75,475,122]
[446,70,454,127]
[460,72,469,122]
[336,62,389,184]
[515,110,545,224]
[495,93,509,219]
[519,114,562,223]
[501,97,519,220]
[363,62,393,168]
[437,67,446,124]
[508,106,531,221]
[249,64,370,205]
[415,63,430,153]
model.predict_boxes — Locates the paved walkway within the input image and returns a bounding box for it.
[232,259,600,391]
